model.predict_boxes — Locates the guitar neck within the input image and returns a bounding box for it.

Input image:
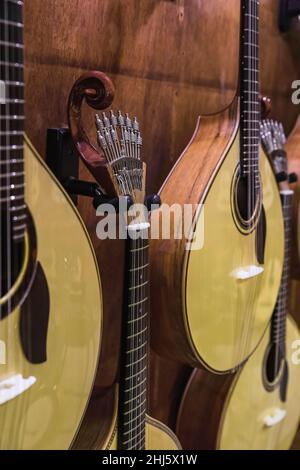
[118,224,149,450]
[271,190,293,351]
[0,0,26,242]
[240,0,260,182]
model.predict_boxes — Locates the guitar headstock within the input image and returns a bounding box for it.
[95,111,146,205]
[260,119,287,178]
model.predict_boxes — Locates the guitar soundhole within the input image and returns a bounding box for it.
[263,343,284,391]
[232,166,262,234]
[0,212,26,304]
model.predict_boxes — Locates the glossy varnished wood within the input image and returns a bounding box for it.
[287,116,300,327]
[150,103,238,366]
[176,368,234,449]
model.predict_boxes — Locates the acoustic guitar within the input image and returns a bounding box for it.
[176,120,300,450]
[0,0,102,449]
[150,0,284,372]
[77,110,181,450]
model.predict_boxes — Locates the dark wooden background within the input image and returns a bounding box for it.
[24,0,300,434]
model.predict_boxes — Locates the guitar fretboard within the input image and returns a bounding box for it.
[240,0,260,186]
[0,0,25,241]
[118,225,149,450]
[271,191,293,351]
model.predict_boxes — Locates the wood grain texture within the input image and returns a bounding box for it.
[176,368,234,449]
[287,116,300,329]
[23,0,300,423]
[150,101,239,366]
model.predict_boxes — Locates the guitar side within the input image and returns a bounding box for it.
[0,137,102,449]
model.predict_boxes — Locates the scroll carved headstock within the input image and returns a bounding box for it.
[68,71,116,195]
[95,111,146,206]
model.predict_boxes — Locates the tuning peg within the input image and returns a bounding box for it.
[110,110,117,128]
[125,113,132,129]
[288,172,298,184]
[95,114,104,132]
[102,112,110,128]
[97,131,107,149]
[117,110,124,127]
[133,117,139,132]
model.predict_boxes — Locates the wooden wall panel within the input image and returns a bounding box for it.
[23,0,300,401]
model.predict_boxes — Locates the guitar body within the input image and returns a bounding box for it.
[219,316,300,450]
[176,316,300,450]
[150,99,284,371]
[0,138,102,449]
[102,390,181,450]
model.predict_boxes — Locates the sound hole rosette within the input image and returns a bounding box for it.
[231,163,263,235]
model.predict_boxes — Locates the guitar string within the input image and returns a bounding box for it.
[240,0,260,368]
[244,0,260,369]
[3,0,12,449]
[245,0,259,368]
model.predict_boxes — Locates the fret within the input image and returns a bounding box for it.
[0,40,23,49]
[0,182,24,191]
[122,426,145,446]
[13,222,26,231]
[126,326,147,340]
[245,13,259,19]
[128,297,148,308]
[124,390,146,405]
[0,171,24,177]
[127,312,148,324]
[0,144,23,150]
[125,353,147,368]
[124,377,147,393]
[0,61,23,67]
[0,115,24,119]
[0,129,23,135]
[13,231,25,241]
[133,434,145,450]
[0,194,23,203]
[123,397,147,415]
[129,281,148,290]
[10,203,26,212]
[12,211,26,219]
[244,28,258,34]
[123,419,146,436]
[129,263,149,272]
[129,244,149,252]
[0,19,22,28]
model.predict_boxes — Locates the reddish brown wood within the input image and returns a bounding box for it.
[23,0,300,425]
[176,368,235,449]
[68,71,116,195]
[72,386,116,449]
[286,116,300,329]
[150,100,239,367]
[149,352,191,431]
